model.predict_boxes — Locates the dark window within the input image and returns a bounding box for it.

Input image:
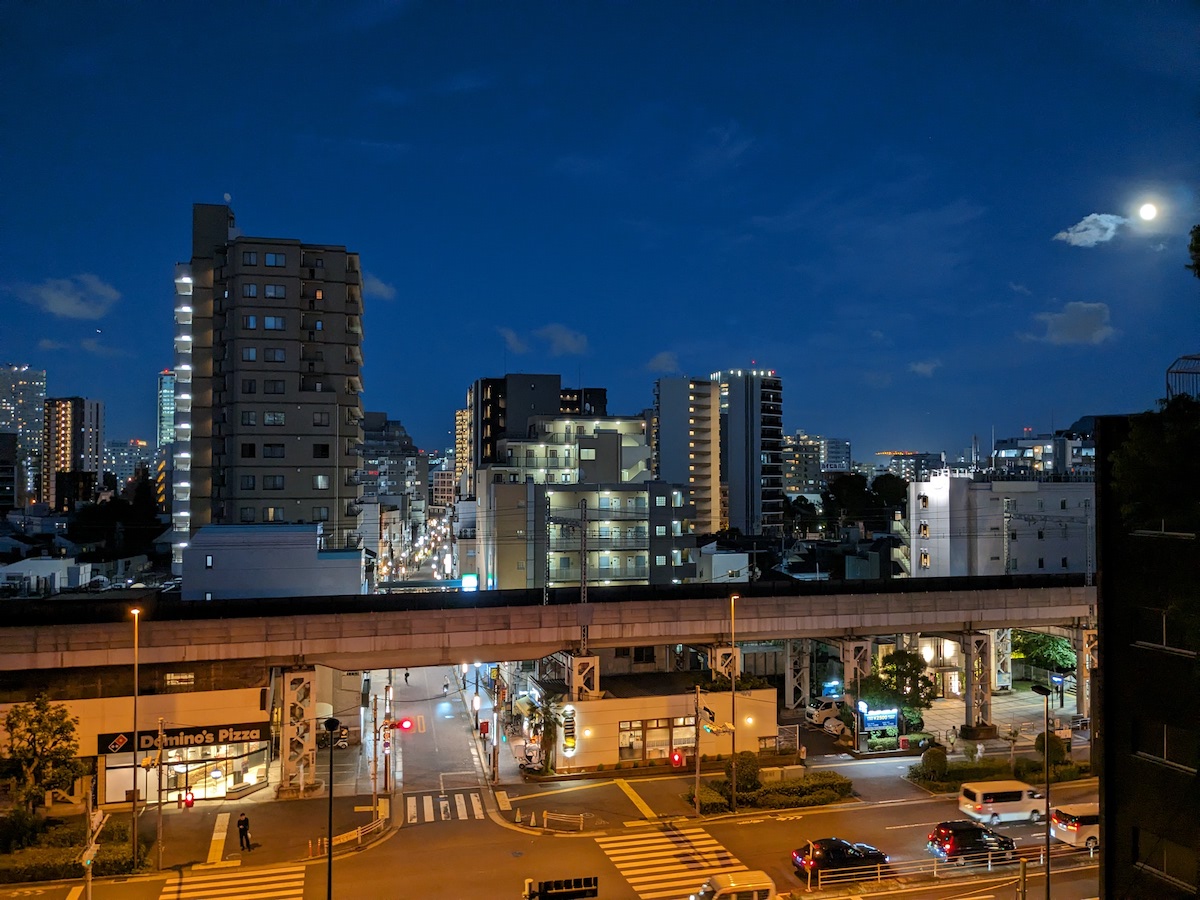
[313,443,330,459]
[265,284,285,299]
[263,443,285,459]
[312,506,329,521]
[242,315,257,329]
[263,475,284,490]
[313,412,330,427]
[241,411,257,426]
[264,411,285,426]
[242,347,257,362]
[242,251,257,265]
[239,507,255,523]
[264,348,285,363]
[265,252,285,267]
[240,443,256,459]
[614,647,631,658]
[242,283,258,298]
[264,316,285,330]
[633,647,656,664]
[241,379,256,394]
[264,379,285,394]
[239,475,255,489]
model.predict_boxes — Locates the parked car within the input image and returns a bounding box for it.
[1051,803,1100,849]
[927,821,1016,866]
[792,838,889,876]
[823,717,848,737]
[805,697,846,726]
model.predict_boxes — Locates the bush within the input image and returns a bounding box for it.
[867,736,899,752]
[1035,732,1068,766]
[745,772,853,809]
[0,811,46,853]
[920,746,948,780]
[725,752,761,792]
[686,784,730,815]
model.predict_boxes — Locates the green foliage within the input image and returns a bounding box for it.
[1034,731,1068,766]
[1187,222,1200,280]
[1012,631,1076,671]
[908,757,1012,791]
[2,695,85,814]
[871,472,909,509]
[0,811,46,853]
[686,784,730,814]
[725,751,760,791]
[920,746,948,780]
[1110,394,1200,533]
[879,650,938,712]
[745,771,853,809]
[867,736,899,752]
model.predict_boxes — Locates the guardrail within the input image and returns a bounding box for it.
[807,844,1099,888]
[540,811,585,832]
[312,816,386,856]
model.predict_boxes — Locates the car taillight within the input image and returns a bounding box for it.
[973,804,982,812]
[1066,822,1078,831]
[943,841,953,851]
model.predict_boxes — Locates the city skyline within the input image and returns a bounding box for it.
[2,3,1197,460]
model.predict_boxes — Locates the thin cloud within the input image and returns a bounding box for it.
[1024,301,1116,345]
[37,339,67,351]
[80,337,127,357]
[908,359,942,377]
[497,327,528,354]
[535,324,588,356]
[645,351,680,373]
[1053,213,1129,247]
[1008,282,1032,295]
[15,274,120,319]
[689,122,754,179]
[362,272,396,301]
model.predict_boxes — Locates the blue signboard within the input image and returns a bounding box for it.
[862,708,899,730]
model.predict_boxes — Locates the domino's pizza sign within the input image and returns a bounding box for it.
[107,733,129,753]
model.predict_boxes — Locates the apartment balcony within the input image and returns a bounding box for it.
[301,377,330,393]
[549,534,649,552]
[591,566,650,582]
[344,500,363,518]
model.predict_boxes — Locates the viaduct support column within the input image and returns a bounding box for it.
[277,667,318,799]
[784,639,811,710]
[993,628,1013,692]
[960,632,994,735]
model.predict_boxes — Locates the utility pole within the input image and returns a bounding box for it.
[371,695,379,818]
[156,718,164,871]
[693,685,702,816]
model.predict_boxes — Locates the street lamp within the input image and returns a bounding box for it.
[1031,684,1052,900]
[130,607,140,868]
[729,592,739,813]
[323,717,340,900]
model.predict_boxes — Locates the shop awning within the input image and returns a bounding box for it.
[514,696,538,717]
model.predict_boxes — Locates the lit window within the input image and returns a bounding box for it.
[264,316,285,330]
[242,315,257,329]
[655,496,666,507]
[580,448,596,460]
[264,412,285,426]
[919,550,930,569]
[263,507,284,522]
[205,555,214,569]
[655,525,666,536]
[313,475,330,490]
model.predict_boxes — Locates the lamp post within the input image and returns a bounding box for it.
[1031,684,1052,900]
[323,717,340,900]
[130,607,140,868]
[729,592,739,813]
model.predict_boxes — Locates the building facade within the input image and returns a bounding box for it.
[654,377,721,534]
[0,365,47,502]
[171,204,365,569]
[156,369,176,453]
[41,397,103,512]
[711,368,784,535]
[782,430,822,498]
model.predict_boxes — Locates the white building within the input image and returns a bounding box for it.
[906,471,1095,578]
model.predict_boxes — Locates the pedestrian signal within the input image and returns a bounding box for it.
[397,716,414,732]
[670,749,684,767]
[184,790,195,808]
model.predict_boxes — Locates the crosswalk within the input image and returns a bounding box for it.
[596,825,748,900]
[404,788,486,825]
[160,864,306,899]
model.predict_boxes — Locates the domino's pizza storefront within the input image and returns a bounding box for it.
[99,722,271,805]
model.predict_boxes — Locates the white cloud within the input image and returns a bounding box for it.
[1053,213,1130,247]
[1008,282,1031,295]
[645,351,679,373]
[907,359,942,377]
[16,273,120,319]
[535,324,588,356]
[80,337,126,357]
[362,272,396,301]
[37,339,67,351]
[497,327,528,354]
[1025,301,1116,345]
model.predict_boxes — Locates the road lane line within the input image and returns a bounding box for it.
[471,793,484,818]
[423,795,434,821]
[614,778,657,819]
[514,780,614,801]
[207,812,230,864]
[455,793,468,819]
[407,796,418,824]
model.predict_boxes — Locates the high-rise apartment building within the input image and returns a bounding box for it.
[171,203,364,568]
[711,368,784,535]
[782,430,822,497]
[0,364,47,501]
[820,436,852,473]
[41,397,104,511]
[156,369,176,453]
[654,377,721,534]
[462,374,607,497]
[103,438,151,489]
[0,433,17,513]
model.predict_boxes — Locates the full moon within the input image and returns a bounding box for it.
[1139,203,1158,221]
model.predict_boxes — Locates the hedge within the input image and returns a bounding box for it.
[685,784,730,814]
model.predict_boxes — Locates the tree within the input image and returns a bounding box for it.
[1187,223,1199,280]
[1109,394,1200,533]
[879,649,938,712]
[2,695,85,813]
[1012,630,1076,671]
[870,472,909,510]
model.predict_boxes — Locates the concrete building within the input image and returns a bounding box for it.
[171,203,365,570]
[711,368,784,535]
[103,438,151,490]
[782,430,822,498]
[156,369,176,453]
[882,450,945,481]
[462,374,607,497]
[990,423,1096,478]
[903,470,1094,579]
[0,365,46,501]
[182,524,365,601]
[654,377,721,534]
[0,433,16,513]
[820,436,852,474]
[41,397,103,512]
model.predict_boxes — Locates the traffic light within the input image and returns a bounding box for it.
[562,709,577,756]
[184,790,194,808]
[670,749,684,767]
[702,706,717,733]
[397,716,414,733]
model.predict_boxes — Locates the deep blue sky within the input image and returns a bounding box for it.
[2,2,1197,462]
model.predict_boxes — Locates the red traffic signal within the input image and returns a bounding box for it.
[670,749,684,767]
[396,716,414,732]
[184,790,195,808]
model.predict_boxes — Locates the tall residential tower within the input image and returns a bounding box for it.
[711,368,784,535]
[171,204,365,569]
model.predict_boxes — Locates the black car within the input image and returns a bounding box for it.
[927,820,1016,865]
[792,837,890,875]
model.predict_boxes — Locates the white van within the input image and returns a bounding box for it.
[805,697,846,726]
[959,780,1045,824]
[690,870,776,900]
[1051,803,1100,849]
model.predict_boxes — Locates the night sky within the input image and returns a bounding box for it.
[2,2,1197,462]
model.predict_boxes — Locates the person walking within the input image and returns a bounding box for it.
[237,812,251,851]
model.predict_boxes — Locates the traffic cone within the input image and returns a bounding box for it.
[515,808,522,824]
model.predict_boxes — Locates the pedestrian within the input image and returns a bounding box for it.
[443,676,449,695]
[800,744,808,768]
[237,812,251,851]
[404,669,410,685]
